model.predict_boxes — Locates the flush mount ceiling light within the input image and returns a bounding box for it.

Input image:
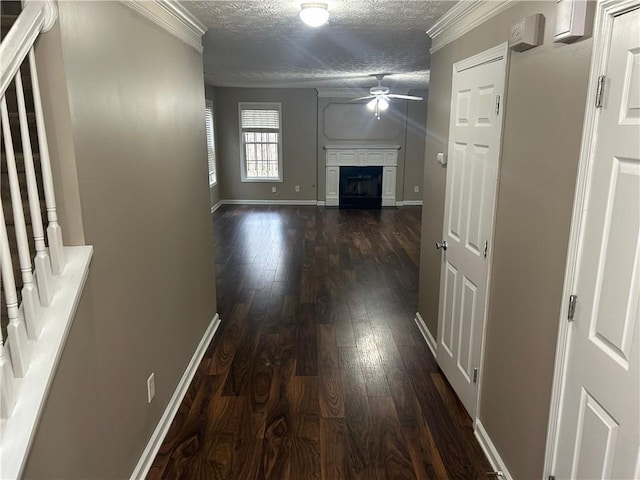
[299,2,329,27]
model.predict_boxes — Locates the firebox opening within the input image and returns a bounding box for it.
[339,166,383,209]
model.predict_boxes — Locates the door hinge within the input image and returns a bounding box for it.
[549,476,556,480]
[568,295,578,321]
[483,240,488,258]
[595,75,606,108]
[495,95,501,115]
[473,367,478,383]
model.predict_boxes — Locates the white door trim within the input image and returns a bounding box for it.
[543,0,640,476]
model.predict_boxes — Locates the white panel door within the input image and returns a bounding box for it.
[553,7,640,478]
[437,43,508,418]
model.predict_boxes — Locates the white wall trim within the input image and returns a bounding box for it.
[316,87,411,98]
[211,201,223,213]
[543,0,640,476]
[1,247,93,480]
[120,0,206,53]
[316,87,370,98]
[130,313,221,480]
[215,199,419,208]
[324,144,401,151]
[221,199,319,206]
[414,312,437,359]
[475,420,513,480]
[455,41,510,73]
[426,0,518,54]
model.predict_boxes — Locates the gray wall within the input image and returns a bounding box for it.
[24,2,217,478]
[404,89,428,202]
[214,87,318,201]
[417,2,593,478]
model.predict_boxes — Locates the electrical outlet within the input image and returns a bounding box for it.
[272,186,277,193]
[414,186,419,193]
[295,185,300,192]
[147,373,155,403]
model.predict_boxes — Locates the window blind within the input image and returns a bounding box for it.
[240,109,280,130]
[205,101,217,185]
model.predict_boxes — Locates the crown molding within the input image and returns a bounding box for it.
[121,1,206,53]
[426,0,518,54]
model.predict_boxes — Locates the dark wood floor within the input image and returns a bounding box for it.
[148,206,491,479]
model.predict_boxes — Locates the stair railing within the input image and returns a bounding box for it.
[0,0,61,420]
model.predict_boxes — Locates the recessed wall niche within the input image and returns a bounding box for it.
[322,102,403,141]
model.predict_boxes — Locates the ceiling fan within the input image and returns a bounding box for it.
[354,74,423,119]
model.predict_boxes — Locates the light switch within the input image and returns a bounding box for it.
[437,152,447,166]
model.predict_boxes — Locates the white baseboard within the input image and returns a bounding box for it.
[474,419,513,480]
[402,200,423,206]
[317,201,326,206]
[210,201,223,213]
[220,199,318,206]
[130,313,221,480]
[414,312,437,359]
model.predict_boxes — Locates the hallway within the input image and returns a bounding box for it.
[148,206,491,479]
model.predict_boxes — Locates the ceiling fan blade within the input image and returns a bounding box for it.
[387,94,423,101]
[351,95,375,101]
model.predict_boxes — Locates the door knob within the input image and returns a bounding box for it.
[435,241,447,251]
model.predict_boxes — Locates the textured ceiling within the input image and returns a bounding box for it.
[180,1,456,90]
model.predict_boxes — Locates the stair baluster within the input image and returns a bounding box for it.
[0,177,29,377]
[1,96,40,343]
[28,48,64,275]
[0,327,16,420]
[15,68,52,309]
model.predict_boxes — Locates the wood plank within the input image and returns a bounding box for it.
[353,322,390,397]
[296,303,318,376]
[338,347,374,479]
[318,324,346,419]
[369,396,416,480]
[320,418,348,480]
[288,376,322,480]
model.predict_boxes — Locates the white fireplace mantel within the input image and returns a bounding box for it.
[325,145,400,207]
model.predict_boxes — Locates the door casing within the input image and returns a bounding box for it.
[544,0,640,476]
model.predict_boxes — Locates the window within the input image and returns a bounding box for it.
[239,102,282,182]
[205,100,217,186]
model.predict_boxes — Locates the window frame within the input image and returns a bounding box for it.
[205,100,217,186]
[238,102,283,182]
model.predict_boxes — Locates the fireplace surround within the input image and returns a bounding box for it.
[324,145,399,207]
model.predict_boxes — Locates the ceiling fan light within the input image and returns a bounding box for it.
[367,98,377,111]
[378,98,389,111]
[299,3,329,27]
